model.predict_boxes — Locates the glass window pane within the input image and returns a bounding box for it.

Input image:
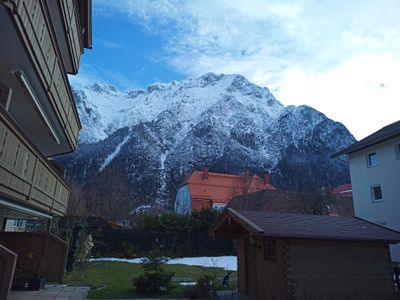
[372,186,383,200]
[368,153,377,167]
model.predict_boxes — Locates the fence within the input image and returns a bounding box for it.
[91,229,234,258]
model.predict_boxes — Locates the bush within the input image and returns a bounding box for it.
[183,274,217,299]
[132,248,174,293]
[134,209,222,233]
[133,269,174,293]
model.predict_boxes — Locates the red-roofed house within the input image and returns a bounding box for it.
[174,168,275,214]
[331,183,353,198]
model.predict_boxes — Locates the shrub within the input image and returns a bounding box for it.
[134,209,222,233]
[183,274,218,299]
[132,248,174,293]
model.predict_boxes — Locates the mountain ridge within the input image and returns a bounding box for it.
[59,73,355,218]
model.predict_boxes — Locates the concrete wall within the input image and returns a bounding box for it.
[348,136,400,262]
[289,239,397,300]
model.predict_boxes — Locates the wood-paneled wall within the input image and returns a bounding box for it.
[0,112,69,216]
[5,0,81,150]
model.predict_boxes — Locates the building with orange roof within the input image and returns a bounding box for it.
[174,168,276,214]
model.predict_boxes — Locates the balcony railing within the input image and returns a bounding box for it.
[60,0,84,73]
[5,0,81,151]
[0,231,68,282]
[0,109,70,216]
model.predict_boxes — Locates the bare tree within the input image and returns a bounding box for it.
[299,188,330,215]
[52,181,92,242]
[85,164,133,221]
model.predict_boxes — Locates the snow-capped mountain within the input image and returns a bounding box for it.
[59,73,355,217]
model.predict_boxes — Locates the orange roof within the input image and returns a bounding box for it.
[184,170,276,204]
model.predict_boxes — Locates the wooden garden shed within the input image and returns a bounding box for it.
[211,208,400,300]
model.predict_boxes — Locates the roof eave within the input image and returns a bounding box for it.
[209,208,264,236]
[332,131,400,158]
[258,233,400,244]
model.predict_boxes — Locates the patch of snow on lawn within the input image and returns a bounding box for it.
[168,256,237,271]
[89,256,237,271]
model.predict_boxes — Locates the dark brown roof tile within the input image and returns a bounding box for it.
[231,209,400,243]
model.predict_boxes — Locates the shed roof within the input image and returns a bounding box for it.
[212,208,400,243]
[333,120,400,157]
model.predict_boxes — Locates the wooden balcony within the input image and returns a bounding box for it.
[46,0,86,74]
[0,109,70,216]
[1,0,81,154]
[60,0,84,74]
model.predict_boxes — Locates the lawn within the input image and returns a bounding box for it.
[64,261,237,299]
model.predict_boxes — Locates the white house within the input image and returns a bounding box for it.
[334,120,400,263]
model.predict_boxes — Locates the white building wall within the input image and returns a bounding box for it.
[349,137,400,262]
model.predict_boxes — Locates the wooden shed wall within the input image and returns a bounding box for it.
[288,239,397,300]
[237,235,287,299]
[256,238,287,299]
[237,236,246,294]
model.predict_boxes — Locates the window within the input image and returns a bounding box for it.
[212,203,226,211]
[264,239,277,260]
[366,152,378,168]
[371,185,383,201]
[396,144,400,160]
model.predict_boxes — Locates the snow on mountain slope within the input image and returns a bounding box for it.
[61,73,356,216]
[75,73,283,145]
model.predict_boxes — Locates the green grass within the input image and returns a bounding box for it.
[64,261,236,299]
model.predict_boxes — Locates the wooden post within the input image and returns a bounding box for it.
[39,218,52,277]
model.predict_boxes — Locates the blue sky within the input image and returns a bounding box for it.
[74,8,185,89]
[70,0,400,140]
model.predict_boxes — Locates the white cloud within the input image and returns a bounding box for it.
[96,39,125,49]
[96,0,400,139]
[69,62,139,91]
[276,54,400,139]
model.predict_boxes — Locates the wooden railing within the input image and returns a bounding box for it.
[0,109,70,216]
[5,0,81,151]
[0,231,69,283]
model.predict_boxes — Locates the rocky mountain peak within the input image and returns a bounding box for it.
[90,82,118,94]
[60,73,356,216]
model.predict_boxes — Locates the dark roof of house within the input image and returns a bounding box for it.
[228,189,354,217]
[218,208,400,243]
[333,120,400,157]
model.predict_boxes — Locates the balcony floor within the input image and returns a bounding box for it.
[10,284,89,300]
